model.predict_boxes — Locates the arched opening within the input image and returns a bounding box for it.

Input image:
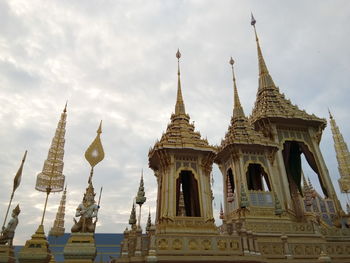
[282,141,328,197]
[176,170,201,217]
[246,163,271,191]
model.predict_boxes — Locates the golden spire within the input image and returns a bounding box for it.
[251,13,270,78]
[229,57,245,118]
[49,185,67,237]
[249,14,326,128]
[35,105,66,193]
[135,170,146,228]
[36,104,67,226]
[329,111,350,193]
[146,208,152,231]
[129,203,137,228]
[174,49,186,116]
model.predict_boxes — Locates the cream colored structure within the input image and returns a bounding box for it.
[49,186,67,237]
[329,111,350,194]
[115,16,350,263]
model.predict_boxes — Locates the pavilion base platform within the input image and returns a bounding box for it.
[63,233,96,263]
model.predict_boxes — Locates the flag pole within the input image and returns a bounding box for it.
[1,150,27,231]
[1,191,14,231]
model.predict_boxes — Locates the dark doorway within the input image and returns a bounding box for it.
[176,170,201,217]
[246,163,271,191]
[282,141,328,197]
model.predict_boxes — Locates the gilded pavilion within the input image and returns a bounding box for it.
[115,16,350,263]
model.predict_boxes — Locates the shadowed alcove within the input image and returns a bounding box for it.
[176,170,200,217]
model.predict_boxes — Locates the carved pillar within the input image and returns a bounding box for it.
[121,229,129,258]
[146,226,157,262]
[281,234,292,259]
[134,228,142,257]
[247,230,255,255]
[253,233,260,256]
[239,220,249,255]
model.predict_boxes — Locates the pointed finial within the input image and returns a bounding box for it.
[146,208,152,231]
[251,13,258,40]
[229,57,244,117]
[176,49,181,60]
[174,49,186,115]
[328,108,333,119]
[97,120,102,134]
[136,171,146,206]
[250,13,270,77]
[129,203,137,226]
[63,101,68,113]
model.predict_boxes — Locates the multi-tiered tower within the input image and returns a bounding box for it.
[329,111,350,195]
[148,50,217,235]
[49,185,67,237]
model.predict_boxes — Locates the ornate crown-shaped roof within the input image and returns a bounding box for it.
[149,50,216,159]
[218,58,277,154]
[250,14,326,129]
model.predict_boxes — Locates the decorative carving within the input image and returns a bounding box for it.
[202,239,211,250]
[217,240,227,250]
[189,239,198,250]
[172,239,182,250]
[158,239,168,250]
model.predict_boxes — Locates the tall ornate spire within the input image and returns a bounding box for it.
[149,50,215,159]
[229,57,245,118]
[329,111,350,193]
[49,185,67,237]
[146,209,152,232]
[217,58,276,153]
[135,170,146,228]
[35,105,66,193]
[251,13,271,80]
[250,14,326,127]
[36,104,67,226]
[129,203,137,228]
[175,49,186,116]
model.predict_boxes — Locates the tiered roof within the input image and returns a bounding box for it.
[218,58,277,154]
[250,15,326,129]
[149,50,216,158]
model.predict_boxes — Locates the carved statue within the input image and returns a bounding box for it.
[71,183,99,233]
[0,205,20,246]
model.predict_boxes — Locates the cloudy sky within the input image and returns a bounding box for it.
[0,0,350,245]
